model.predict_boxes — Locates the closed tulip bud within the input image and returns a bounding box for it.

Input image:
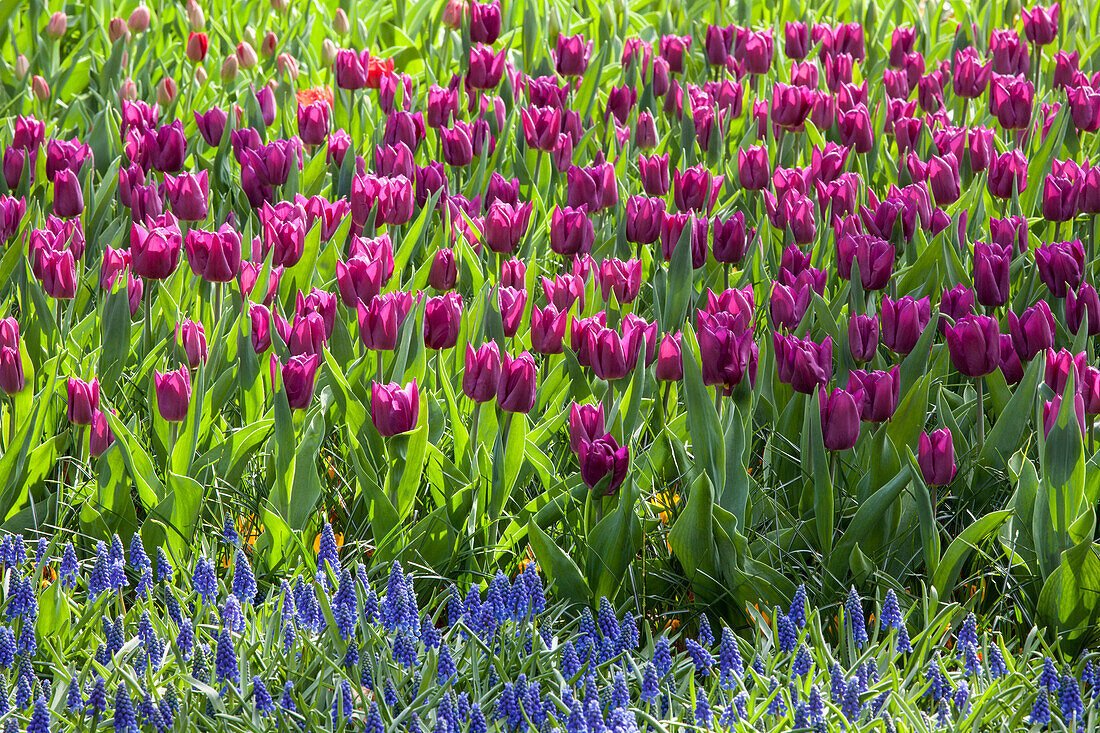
[429,249,458,291]
[321,39,338,66]
[918,429,956,485]
[470,0,501,44]
[530,304,568,355]
[737,146,770,191]
[1083,366,1100,415]
[1022,4,1060,46]
[971,242,1011,307]
[819,386,862,451]
[31,75,50,102]
[698,312,757,394]
[45,11,67,37]
[498,286,527,337]
[67,377,99,425]
[946,315,1001,377]
[423,293,462,350]
[270,0,289,13]
[484,201,533,255]
[1006,300,1055,361]
[88,410,115,457]
[274,354,321,410]
[848,314,879,363]
[235,42,257,69]
[625,196,665,245]
[276,53,297,80]
[648,332,681,382]
[638,154,670,196]
[332,8,350,35]
[1067,283,1100,336]
[0,339,22,395]
[51,169,83,219]
[221,54,239,81]
[164,171,208,221]
[880,296,930,355]
[836,234,895,291]
[937,284,974,334]
[371,380,419,435]
[108,17,129,43]
[578,434,629,495]
[634,112,658,149]
[127,5,150,33]
[1042,172,1081,223]
[987,150,1028,200]
[1044,348,1086,395]
[177,320,208,369]
[297,102,330,146]
[261,31,278,58]
[1044,393,1086,439]
[13,55,28,80]
[1035,238,1085,297]
[770,282,812,331]
[549,205,594,257]
[848,367,900,422]
[497,351,537,413]
[186,32,209,63]
[186,0,205,28]
[568,402,605,454]
[153,368,191,422]
[555,34,592,77]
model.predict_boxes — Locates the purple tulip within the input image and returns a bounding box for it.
[52,169,84,219]
[1083,366,1100,415]
[531,304,568,355]
[426,248,457,291]
[356,295,401,352]
[625,196,665,245]
[468,44,505,89]
[836,234,895,291]
[176,319,208,370]
[498,286,527,338]
[40,248,76,299]
[497,351,537,413]
[0,322,23,395]
[154,367,192,422]
[770,83,812,130]
[1042,171,1081,223]
[566,163,618,212]
[67,377,99,425]
[296,101,330,146]
[880,296,931,355]
[673,166,722,214]
[837,105,873,153]
[638,154,671,196]
[987,150,1028,200]
[785,22,809,59]
[1035,238,1085,297]
[989,215,1028,256]
[918,429,957,485]
[1006,300,1055,361]
[424,293,462,350]
[598,258,641,304]
[848,367,900,422]
[555,34,593,76]
[542,273,585,313]
[952,47,991,98]
[769,282,812,331]
[470,0,501,44]
[1067,283,1100,336]
[371,380,420,435]
[484,201,533,255]
[848,314,879,363]
[577,434,629,495]
[88,410,115,458]
[336,257,385,307]
[463,342,502,403]
[1044,393,1086,439]
[658,34,691,73]
[1022,4,1059,45]
[705,24,735,66]
[549,206,594,256]
[819,386,862,451]
[775,333,832,394]
[926,154,961,206]
[972,242,1012,307]
[195,108,228,147]
[712,212,753,265]
[1045,348,1087,395]
[945,315,1001,377]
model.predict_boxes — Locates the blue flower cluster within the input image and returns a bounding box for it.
[0,528,1092,731]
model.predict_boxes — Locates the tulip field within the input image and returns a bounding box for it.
[7,0,1100,728]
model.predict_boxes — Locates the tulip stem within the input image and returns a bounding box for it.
[975,377,986,448]
[143,283,153,361]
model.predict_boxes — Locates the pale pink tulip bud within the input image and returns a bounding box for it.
[277,53,299,79]
[194,65,208,85]
[221,54,239,81]
[13,55,28,80]
[333,8,350,35]
[118,78,138,101]
[156,77,177,106]
[186,0,205,29]
[45,12,67,38]
[127,5,150,33]
[321,38,338,65]
[261,31,278,57]
[31,75,50,101]
[108,17,129,42]
[236,41,258,69]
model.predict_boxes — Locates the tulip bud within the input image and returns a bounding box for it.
[154,368,191,422]
[333,8,350,34]
[819,386,861,451]
[261,32,278,58]
[274,353,321,409]
[156,78,177,106]
[578,434,629,495]
[89,410,115,458]
[271,0,289,11]
[423,293,462,349]
[108,17,129,43]
[31,76,50,102]
[186,32,209,63]
[178,320,208,369]
[194,65,208,85]
[118,78,138,102]
[221,54,239,82]
[655,332,683,382]
[0,340,23,395]
[848,314,879,363]
[429,249,458,291]
[128,5,150,32]
[45,12,67,38]
[236,42,258,69]
[187,0,205,29]
[322,39,338,66]
[945,315,1000,378]
[13,55,28,80]
[66,377,100,425]
[370,380,420,436]
[277,53,299,79]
